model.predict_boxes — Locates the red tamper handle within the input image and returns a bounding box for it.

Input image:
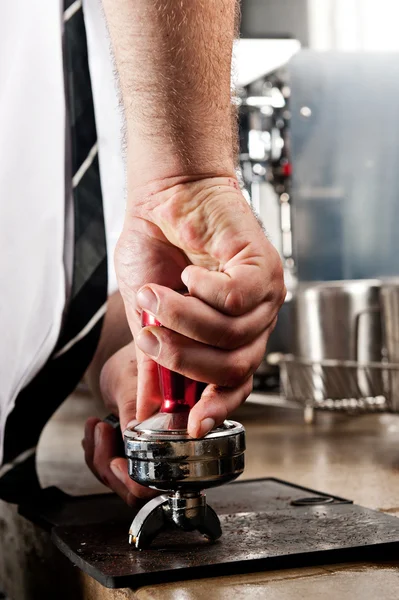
[142,310,206,414]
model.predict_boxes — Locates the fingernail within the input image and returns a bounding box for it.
[137,287,158,315]
[136,330,160,358]
[199,418,215,437]
[181,269,189,287]
[94,424,102,447]
[110,462,124,483]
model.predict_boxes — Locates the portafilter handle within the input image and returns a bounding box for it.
[141,310,206,415]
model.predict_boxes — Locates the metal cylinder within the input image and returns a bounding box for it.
[292,279,384,398]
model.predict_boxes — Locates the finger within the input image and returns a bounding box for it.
[136,284,275,349]
[181,258,286,317]
[99,330,162,433]
[135,325,269,388]
[120,308,164,426]
[187,377,253,437]
[84,421,118,487]
[99,342,141,433]
[83,417,101,469]
[90,422,154,505]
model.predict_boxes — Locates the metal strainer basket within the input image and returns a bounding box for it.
[282,279,399,420]
[279,355,399,418]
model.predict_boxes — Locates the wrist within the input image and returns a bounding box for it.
[126,173,240,217]
[125,128,237,200]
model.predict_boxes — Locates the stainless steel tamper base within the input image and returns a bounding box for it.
[124,419,245,549]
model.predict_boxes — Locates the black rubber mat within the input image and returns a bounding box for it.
[19,478,399,589]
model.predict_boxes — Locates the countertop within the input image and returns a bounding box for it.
[4,390,399,599]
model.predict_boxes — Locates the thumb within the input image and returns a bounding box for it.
[134,344,163,424]
[121,302,164,428]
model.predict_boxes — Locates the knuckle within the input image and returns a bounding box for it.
[265,263,286,310]
[224,354,255,387]
[223,288,245,316]
[237,378,253,406]
[164,343,185,373]
[268,247,284,279]
[243,378,254,398]
[269,315,278,335]
[161,302,181,333]
[215,321,242,349]
[274,268,287,306]
[199,391,229,421]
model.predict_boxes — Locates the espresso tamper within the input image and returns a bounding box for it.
[124,310,246,549]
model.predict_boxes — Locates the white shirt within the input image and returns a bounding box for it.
[0,0,125,463]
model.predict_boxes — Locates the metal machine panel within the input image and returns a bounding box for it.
[289,51,399,281]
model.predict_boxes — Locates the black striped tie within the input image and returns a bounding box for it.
[0,0,108,502]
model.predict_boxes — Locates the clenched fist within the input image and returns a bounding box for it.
[115,176,286,437]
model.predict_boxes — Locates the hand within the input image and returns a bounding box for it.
[82,342,155,506]
[115,176,286,437]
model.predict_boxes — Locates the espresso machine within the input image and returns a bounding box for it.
[124,310,246,549]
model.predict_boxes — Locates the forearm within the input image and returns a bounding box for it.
[102,0,238,193]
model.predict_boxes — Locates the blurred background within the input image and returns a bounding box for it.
[239,0,399,282]
[236,1,399,409]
